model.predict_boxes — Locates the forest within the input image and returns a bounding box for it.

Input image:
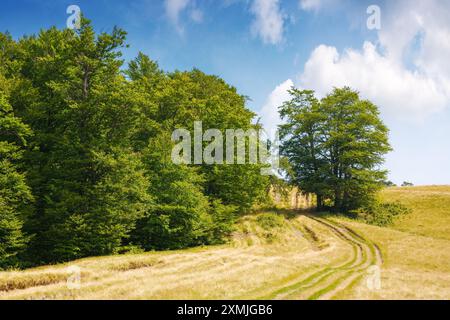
[0,18,270,268]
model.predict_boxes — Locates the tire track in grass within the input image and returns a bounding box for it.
[260,217,362,300]
[305,217,382,300]
[281,217,369,300]
[262,216,382,300]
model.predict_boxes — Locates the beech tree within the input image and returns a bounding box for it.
[280,87,391,212]
[0,48,33,267]
[0,19,270,267]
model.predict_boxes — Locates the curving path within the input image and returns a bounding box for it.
[260,216,382,300]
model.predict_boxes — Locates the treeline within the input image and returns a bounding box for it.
[0,19,269,269]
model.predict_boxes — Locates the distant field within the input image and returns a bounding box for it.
[381,185,450,240]
[1,186,449,300]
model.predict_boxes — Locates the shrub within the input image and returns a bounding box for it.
[351,200,411,226]
[207,200,237,245]
[256,213,285,230]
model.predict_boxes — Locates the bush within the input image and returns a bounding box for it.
[351,201,411,226]
[207,200,237,245]
[132,205,203,250]
[256,213,285,230]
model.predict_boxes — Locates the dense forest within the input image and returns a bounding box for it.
[0,18,270,269]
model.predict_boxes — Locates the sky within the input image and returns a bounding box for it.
[1,0,449,185]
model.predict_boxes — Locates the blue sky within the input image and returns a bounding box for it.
[1,0,449,185]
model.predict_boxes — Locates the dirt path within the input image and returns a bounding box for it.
[261,216,383,300]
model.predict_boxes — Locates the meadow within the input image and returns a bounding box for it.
[0,186,449,300]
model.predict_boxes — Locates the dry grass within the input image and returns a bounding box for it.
[332,185,450,299]
[0,214,347,300]
[380,185,450,240]
[1,187,449,300]
[331,219,450,299]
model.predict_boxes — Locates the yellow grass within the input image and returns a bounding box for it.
[380,185,450,240]
[1,186,449,300]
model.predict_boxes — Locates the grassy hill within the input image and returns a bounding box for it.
[1,186,449,300]
[381,186,450,240]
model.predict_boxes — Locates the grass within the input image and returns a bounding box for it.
[332,186,450,299]
[332,219,450,299]
[1,187,449,300]
[380,185,450,240]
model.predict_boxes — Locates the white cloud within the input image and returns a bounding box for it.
[259,79,294,136]
[296,0,450,120]
[164,0,203,34]
[165,0,190,33]
[378,0,450,76]
[250,0,285,45]
[298,42,448,119]
[299,0,338,12]
[299,0,323,11]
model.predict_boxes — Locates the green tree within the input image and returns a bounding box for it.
[131,132,214,250]
[279,89,330,209]
[0,21,271,266]
[280,87,391,212]
[12,19,152,263]
[0,82,33,268]
[127,57,268,213]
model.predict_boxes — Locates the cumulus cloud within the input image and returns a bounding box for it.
[250,0,285,45]
[259,79,294,136]
[164,0,203,34]
[298,42,449,119]
[378,0,450,76]
[298,0,450,120]
[259,0,450,125]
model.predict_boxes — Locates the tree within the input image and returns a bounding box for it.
[128,60,268,214]
[131,132,215,250]
[126,58,244,248]
[382,180,397,187]
[279,89,330,209]
[13,18,152,263]
[280,87,391,212]
[173,70,268,212]
[0,81,33,268]
[0,21,270,266]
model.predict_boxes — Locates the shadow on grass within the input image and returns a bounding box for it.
[255,207,352,221]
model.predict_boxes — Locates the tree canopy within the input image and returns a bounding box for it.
[279,87,391,212]
[0,18,269,268]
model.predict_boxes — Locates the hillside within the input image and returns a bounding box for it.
[381,186,450,240]
[0,186,449,300]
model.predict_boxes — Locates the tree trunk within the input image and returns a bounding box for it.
[334,189,342,212]
[316,194,323,211]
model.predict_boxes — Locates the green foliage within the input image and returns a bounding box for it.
[30,150,152,263]
[205,164,269,213]
[0,168,32,269]
[351,200,411,226]
[0,18,269,267]
[256,213,285,230]
[207,200,237,244]
[280,87,391,212]
[382,180,397,187]
[0,60,33,269]
[133,205,208,250]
